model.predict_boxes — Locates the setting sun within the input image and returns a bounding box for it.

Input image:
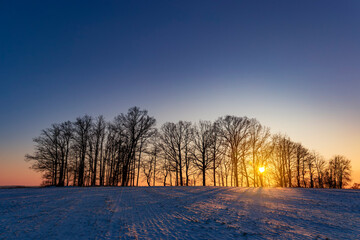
[259,167,265,173]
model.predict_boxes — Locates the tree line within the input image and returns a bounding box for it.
[26,106,352,188]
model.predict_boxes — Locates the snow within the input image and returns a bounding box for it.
[0,187,359,239]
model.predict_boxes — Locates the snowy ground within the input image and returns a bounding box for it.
[0,187,359,239]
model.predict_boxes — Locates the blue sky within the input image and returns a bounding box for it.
[1,1,359,185]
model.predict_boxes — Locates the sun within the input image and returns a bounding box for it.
[259,167,265,173]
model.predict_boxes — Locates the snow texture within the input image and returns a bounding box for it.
[0,187,359,239]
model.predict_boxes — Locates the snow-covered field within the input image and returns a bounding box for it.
[0,187,359,239]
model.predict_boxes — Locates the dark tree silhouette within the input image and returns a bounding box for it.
[326,155,351,189]
[26,124,61,185]
[88,116,106,186]
[73,115,92,187]
[159,121,192,186]
[191,121,214,186]
[25,107,353,189]
[216,116,251,187]
[248,119,270,187]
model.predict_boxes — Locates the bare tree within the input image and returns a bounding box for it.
[248,119,270,187]
[210,122,224,186]
[271,134,296,187]
[326,155,352,189]
[294,143,310,187]
[142,152,154,186]
[307,152,316,188]
[26,109,353,189]
[151,130,161,186]
[159,121,192,186]
[87,116,106,186]
[58,121,73,186]
[25,124,61,186]
[216,116,251,187]
[313,153,326,188]
[112,107,156,186]
[191,121,214,186]
[73,115,92,186]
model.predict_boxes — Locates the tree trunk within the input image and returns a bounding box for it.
[202,167,206,186]
[153,153,157,186]
[136,143,143,186]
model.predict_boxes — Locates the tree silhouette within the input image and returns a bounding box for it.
[25,106,353,189]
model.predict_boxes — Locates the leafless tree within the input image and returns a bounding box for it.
[58,121,73,186]
[142,152,154,186]
[210,122,224,186]
[159,121,192,186]
[216,116,251,187]
[271,134,296,187]
[294,143,308,187]
[248,119,270,187]
[326,155,351,189]
[25,109,353,189]
[25,124,60,185]
[87,116,106,186]
[73,115,92,186]
[313,153,326,188]
[191,121,214,186]
[112,107,156,186]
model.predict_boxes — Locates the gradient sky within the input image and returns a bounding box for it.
[1,1,359,186]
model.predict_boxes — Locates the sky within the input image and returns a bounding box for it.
[0,1,359,186]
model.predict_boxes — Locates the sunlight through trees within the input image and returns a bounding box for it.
[25,106,352,188]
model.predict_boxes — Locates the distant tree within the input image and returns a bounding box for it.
[216,116,251,187]
[160,157,171,186]
[183,124,193,186]
[271,134,296,187]
[294,143,308,187]
[191,121,214,186]
[88,116,106,186]
[159,121,192,186]
[307,152,316,188]
[98,122,109,186]
[219,152,231,186]
[58,121,73,186]
[210,122,224,186]
[25,124,61,186]
[142,152,154,186]
[140,129,161,186]
[25,108,353,189]
[248,119,270,187]
[73,115,92,186]
[326,155,351,189]
[313,152,326,188]
[26,122,73,186]
[150,130,161,186]
[114,107,156,186]
[136,136,146,186]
